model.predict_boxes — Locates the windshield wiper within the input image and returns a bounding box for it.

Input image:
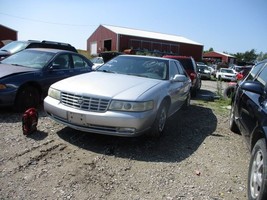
[11,63,27,68]
[127,73,148,78]
[99,69,116,73]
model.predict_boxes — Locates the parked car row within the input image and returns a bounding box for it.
[1,39,265,199]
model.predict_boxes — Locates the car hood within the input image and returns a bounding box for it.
[0,63,37,78]
[52,71,162,100]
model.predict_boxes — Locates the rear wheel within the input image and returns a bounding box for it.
[149,100,168,137]
[248,139,267,200]
[14,86,40,112]
[224,86,235,98]
[191,88,197,97]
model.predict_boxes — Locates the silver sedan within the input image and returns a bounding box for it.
[44,55,191,137]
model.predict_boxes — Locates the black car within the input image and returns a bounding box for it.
[0,48,93,112]
[229,59,267,200]
[0,40,78,60]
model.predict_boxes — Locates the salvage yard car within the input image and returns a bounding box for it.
[0,48,93,112]
[216,68,236,81]
[197,64,211,80]
[0,40,78,60]
[229,59,267,200]
[44,55,191,137]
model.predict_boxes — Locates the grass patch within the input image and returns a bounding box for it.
[192,98,231,117]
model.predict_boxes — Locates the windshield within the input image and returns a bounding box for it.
[97,56,169,80]
[0,41,30,54]
[1,49,55,69]
[221,69,234,73]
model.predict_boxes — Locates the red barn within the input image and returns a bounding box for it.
[203,51,236,64]
[87,25,204,61]
[0,24,17,47]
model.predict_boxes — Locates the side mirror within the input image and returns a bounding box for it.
[241,81,264,95]
[172,74,187,82]
[49,63,61,70]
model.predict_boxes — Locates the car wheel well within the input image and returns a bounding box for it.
[251,130,266,152]
[161,96,171,114]
[17,82,42,97]
[14,83,42,112]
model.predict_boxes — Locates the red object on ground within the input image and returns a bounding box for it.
[22,108,38,135]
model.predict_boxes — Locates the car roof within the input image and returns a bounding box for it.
[118,54,174,61]
[24,48,74,53]
[163,55,192,60]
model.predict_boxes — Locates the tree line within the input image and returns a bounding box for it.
[205,48,267,64]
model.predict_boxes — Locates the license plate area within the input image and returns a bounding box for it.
[67,112,86,125]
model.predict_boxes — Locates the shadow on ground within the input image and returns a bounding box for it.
[57,105,217,163]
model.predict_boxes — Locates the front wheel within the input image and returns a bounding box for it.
[248,138,267,200]
[149,100,168,137]
[14,86,40,112]
[229,104,240,134]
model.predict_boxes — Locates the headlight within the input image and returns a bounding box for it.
[109,100,154,112]
[0,84,7,90]
[48,87,61,100]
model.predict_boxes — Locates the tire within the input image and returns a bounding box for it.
[191,88,197,98]
[229,103,240,134]
[149,100,168,137]
[248,138,267,200]
[224,86,235,98]
[14,86,40,112]
[182,93,191,110]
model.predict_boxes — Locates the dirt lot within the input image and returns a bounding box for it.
[0,80,250,200]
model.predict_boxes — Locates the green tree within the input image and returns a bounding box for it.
[257,52,267,61]
[204,47,214,53]
[234,49,257,64]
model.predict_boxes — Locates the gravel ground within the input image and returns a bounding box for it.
[0,80,250,200]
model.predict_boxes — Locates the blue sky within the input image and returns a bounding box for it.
[0,0,266,54]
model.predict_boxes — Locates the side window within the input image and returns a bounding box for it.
[255,64,267,86]
[72,55,89,68]
[169,61,179,79]
[246,63,264,81]
[174,61,186,76]
[52,54,70,69]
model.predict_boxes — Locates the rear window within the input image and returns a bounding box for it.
[176,59,193,70]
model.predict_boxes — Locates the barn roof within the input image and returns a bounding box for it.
[203,51,235,58]
[0,24,17,32]
[102,24,203,46]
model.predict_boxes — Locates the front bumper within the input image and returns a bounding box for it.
[44,96,157,137]
[221,75,236,81]
[0,88,17,107]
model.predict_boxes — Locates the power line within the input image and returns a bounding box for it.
[0,12,97,27]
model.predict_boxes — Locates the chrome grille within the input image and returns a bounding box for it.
[61,92,110,112]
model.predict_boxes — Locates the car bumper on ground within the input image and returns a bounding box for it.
[44,96,157,137]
